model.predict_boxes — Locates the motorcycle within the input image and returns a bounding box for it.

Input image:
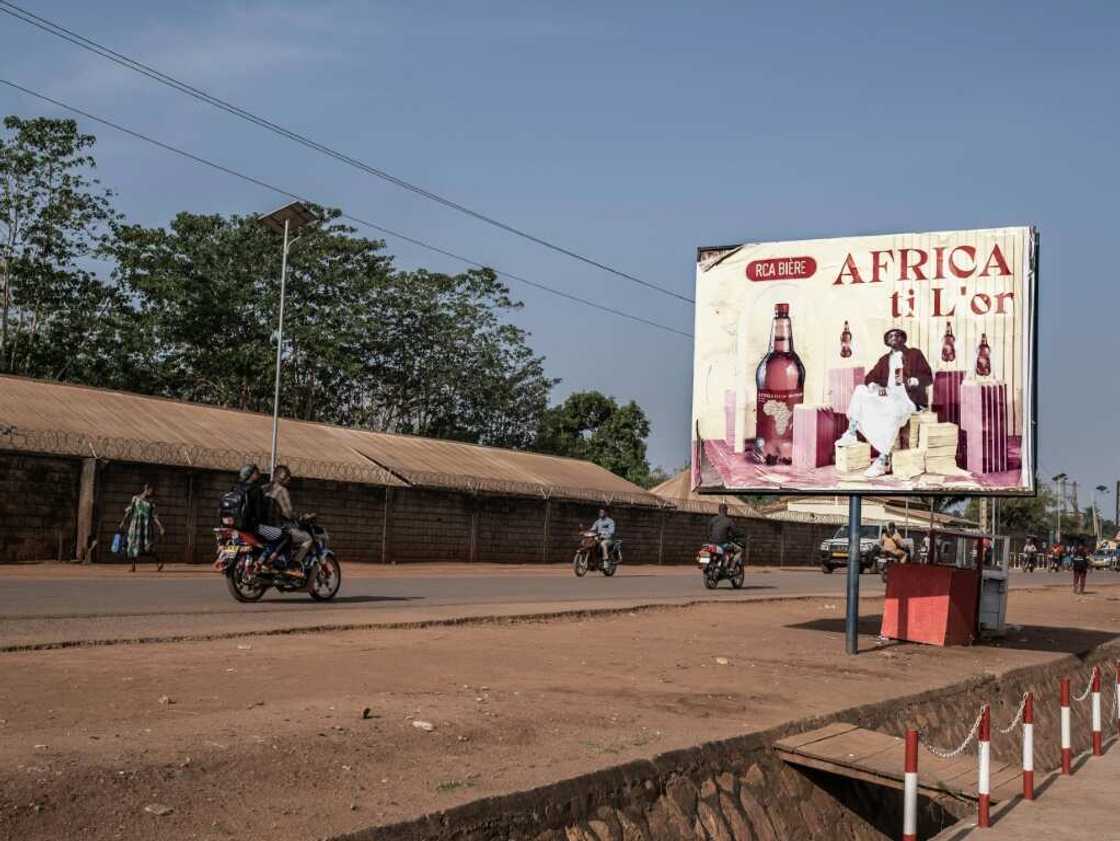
[573,529,622,577]
[697,541,745,589]
[213,514,341,603]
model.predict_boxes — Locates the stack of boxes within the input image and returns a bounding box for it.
[960,381,1009,474]
[827,367,864,415]
[792,406,846,470]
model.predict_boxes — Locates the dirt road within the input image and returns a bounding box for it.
[1,579,1117,841]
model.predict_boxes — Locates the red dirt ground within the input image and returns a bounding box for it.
[1,585,1118,841]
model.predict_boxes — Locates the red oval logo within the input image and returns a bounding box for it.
[746,256,817,282]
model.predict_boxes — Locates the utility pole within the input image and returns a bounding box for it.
[1072,482,1082,529]
[1115,479,1119,534]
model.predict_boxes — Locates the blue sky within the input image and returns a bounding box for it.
[1,1,1118,504]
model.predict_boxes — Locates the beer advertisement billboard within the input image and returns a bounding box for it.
[691,226,1037,496]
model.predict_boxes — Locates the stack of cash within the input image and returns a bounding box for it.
[906,411,939,449]
[892,447,927,480]
[918,422,960,474]
[835,441,871,473]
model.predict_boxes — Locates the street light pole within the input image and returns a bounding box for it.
[256,201,317,476]
[1053,473,1067,545]
[270,216,290,475]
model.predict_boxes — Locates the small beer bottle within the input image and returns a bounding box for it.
[840,321,852,359]
[941,322,956,363]
[975,333,992,377]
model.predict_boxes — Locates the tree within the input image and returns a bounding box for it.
[109,209,554,447]
[535,391,652,485]
[358,266,554,448]
[0,115,121,378]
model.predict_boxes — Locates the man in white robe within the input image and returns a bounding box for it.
[836,329,933,478]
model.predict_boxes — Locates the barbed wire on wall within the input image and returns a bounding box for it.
[398,469,668,509]
[0,426,673,507]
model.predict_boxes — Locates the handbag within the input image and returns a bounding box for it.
[111,532,124,555]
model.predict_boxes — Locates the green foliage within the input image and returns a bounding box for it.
[0,112,659,461]
[109,209,555,448]
[536,391,652,485]
[0,115,121,378]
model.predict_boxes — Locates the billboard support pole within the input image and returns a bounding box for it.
[845,495,862,655]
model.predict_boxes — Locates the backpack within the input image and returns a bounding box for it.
[219,483,252,530]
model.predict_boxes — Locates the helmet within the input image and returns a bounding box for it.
[238,463,259,482]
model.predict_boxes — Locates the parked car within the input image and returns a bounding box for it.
[1089,549,1116,570]
[819,524,913,574]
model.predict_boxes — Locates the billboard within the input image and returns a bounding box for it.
[691,227,1037,496]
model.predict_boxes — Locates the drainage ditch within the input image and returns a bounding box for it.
[335,644,1117,841]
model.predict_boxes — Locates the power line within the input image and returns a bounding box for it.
[0,78,692,339]
[0,1,695,306]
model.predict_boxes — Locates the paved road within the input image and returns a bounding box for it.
[0,566,885,620]
[0,565,1086,649]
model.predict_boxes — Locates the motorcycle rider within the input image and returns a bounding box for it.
[708,504,742,572]
[880,522,910,564]
[265,465,312,577]
[1021,536,1039,572]
[591,507,616,565]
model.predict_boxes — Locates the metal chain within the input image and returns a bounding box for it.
[1073,667,1098,703]
[921,706,986,760]
[998,693,1029,735]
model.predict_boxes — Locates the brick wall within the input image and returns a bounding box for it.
[1,451,837,566]
[474,496,547,564]
[0,453,80,562]
[385,488,473,563]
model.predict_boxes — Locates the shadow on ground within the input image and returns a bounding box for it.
[787,615,1119,655]
[254,595,422,606]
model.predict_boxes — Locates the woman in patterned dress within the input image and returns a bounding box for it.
[121,483,166,572]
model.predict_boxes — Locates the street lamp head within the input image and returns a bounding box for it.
[1052,472,1067,482]
[257,201,318,235]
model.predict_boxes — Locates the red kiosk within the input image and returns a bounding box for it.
[880,529,1001,647]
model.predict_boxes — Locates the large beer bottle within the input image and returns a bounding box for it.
[755,303,805,464]
[840,321,853,359]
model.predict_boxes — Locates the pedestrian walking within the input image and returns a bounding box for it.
[120,483,165,572]
[1071,538,1090,594]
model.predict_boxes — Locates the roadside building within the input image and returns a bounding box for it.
[1,376,840,566]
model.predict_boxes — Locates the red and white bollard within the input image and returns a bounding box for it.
[903,729,918,841]
[1023,693,1034,800]
[1060,677,1072,775]
[1091,666,1102,756]
[978,705,991,828]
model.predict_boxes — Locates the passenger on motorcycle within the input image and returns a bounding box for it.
[591,508,616,564]
[265,465,312,577]
[236,463,267,532]
[708,504,741,569]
